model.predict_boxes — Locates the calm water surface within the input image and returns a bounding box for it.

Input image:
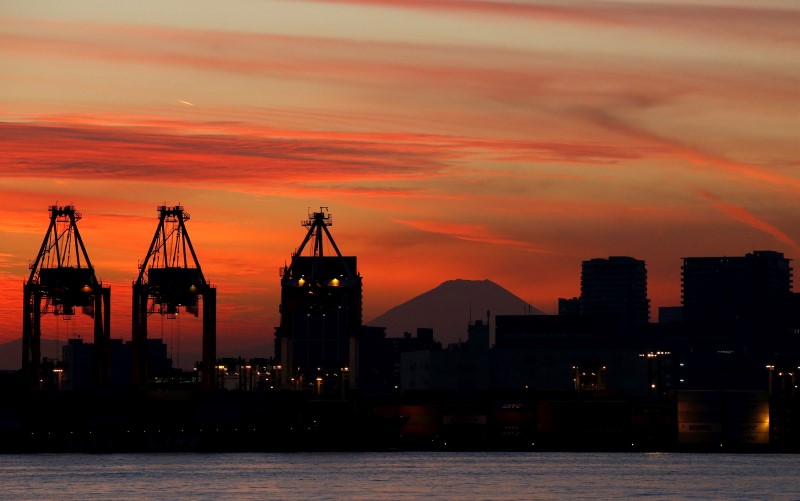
[0,452,797,500]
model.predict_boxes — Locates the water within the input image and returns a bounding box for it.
[0,452,797,500]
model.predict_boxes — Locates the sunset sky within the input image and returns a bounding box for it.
[2,0,799,363]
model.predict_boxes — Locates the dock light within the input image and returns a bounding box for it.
[189,285,198,292]
[330,278,340,286]
[81,285,93,293]
[298,277,305,286]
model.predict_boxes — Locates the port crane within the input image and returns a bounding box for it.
[132,206,216,390]
[23,205,110,389]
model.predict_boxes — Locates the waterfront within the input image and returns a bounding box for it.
[1,451,798,500]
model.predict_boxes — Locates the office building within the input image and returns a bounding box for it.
[682,250,792,338]
[580,256,650,333]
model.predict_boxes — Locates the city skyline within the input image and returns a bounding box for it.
[2,0,799,357]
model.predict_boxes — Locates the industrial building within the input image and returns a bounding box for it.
[274,208,361,395]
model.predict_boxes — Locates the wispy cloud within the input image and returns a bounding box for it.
[697,190,799,251]
[0,115,654,194]
[0,120,446,185]
[395,218,546,253]
[302,0,626,25]
[301,0,800,45]
[578,109,800,192]
[3,15,798,115]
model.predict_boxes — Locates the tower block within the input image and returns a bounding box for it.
[276,208,362,394]
[132,206,216,390]
[23,205,111,390]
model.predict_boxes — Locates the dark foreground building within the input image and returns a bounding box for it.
[580,256,650,334]
[274,209,361,394]
[682,251,793,341]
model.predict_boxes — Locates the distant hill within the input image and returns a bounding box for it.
[366,279,543,346]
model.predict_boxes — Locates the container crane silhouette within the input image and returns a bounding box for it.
[132,206,216,391]
[23,205,110,389]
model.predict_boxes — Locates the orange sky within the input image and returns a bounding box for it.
[2,0,799,363]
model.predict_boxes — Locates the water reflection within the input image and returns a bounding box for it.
[1,452,797,500]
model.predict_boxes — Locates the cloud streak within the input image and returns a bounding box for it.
[395,218,546,253]
[698,190,799,252]
[0,115,655,191]
[3,16,798,115]
[0,120,445,185]
[302,0,800,45]
[578,109,800,192]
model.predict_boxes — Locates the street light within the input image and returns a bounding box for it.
[766,365,774,396]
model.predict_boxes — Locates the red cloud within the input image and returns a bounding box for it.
[395,218,546,254]
[697,190,799,252]
[0,115,652,195]
[578,109,800,193]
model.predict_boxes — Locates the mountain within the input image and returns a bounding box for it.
[366,279,543,346]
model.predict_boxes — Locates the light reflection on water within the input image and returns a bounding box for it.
[0,452,797,500]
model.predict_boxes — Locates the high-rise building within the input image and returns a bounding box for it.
[681,250,792,337]
[580,256,650,333]
[274,209,362,393]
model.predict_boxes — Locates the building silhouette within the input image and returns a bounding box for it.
[682,250,793,342]
[580,256,650,333]
[557,297,580,317]
[274,209,361,394]
[358,327,442,395]
[400,320,490,393]
[11,204,800,451]
[61,338,172,391]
